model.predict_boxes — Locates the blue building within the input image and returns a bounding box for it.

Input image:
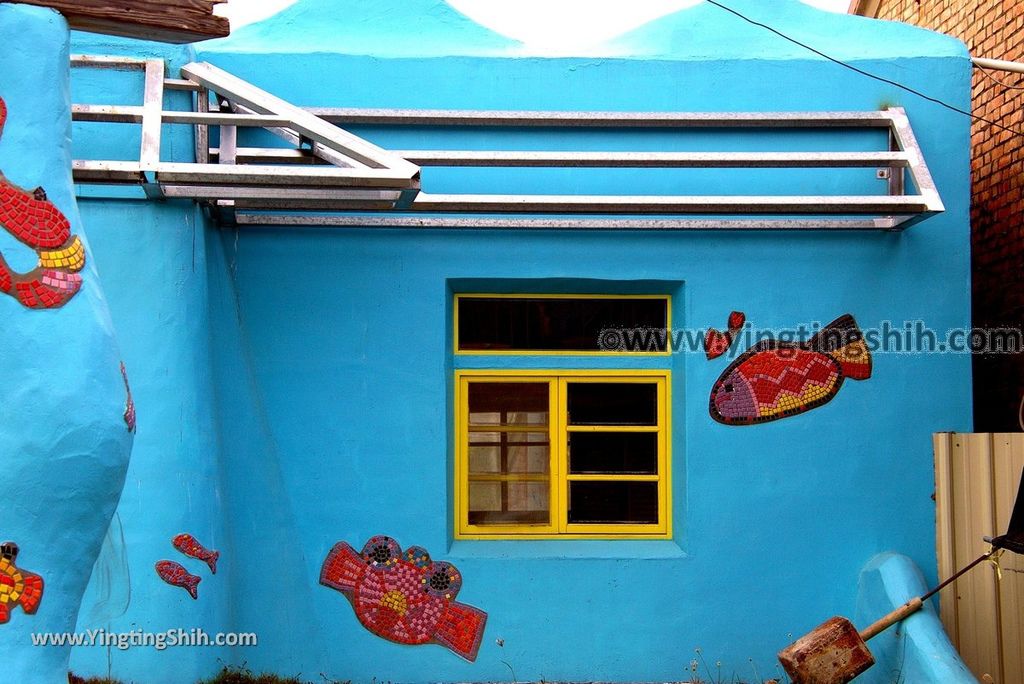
[0,1,978,682]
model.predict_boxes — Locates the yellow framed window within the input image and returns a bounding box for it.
[455,370,671,539]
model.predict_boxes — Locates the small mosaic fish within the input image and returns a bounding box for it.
[155,560,200,600]
[710,314,871,425]
[172,534,219,574]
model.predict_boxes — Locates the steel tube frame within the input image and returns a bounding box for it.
[69,55,945,232]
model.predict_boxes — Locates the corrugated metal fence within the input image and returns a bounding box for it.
[933,433,1024,684]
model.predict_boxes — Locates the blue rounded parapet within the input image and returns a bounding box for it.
[854,552,978,684]
[202,0,522,57]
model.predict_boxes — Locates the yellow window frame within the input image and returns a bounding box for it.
[453,293,672,356]
[455,369,671,540]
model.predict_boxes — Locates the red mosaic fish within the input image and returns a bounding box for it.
[710,314,871,425]
[320,536,487,661]
[155,560,201,600]
[172,534,218,574]
[0,543,43,623]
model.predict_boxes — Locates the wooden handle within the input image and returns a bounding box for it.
[858,597,923,642]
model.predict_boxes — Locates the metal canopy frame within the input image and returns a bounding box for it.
[70,56,945,231]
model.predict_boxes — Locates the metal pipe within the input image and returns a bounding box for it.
[973,57,1024,75]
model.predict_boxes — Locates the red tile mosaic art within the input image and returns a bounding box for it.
[155,560,201,600]
[0,543,43,624]
[705,310,746,360]
[172,534,218,574]
[709,314,872,425]
[156,533,220,600]
[320,536,487,662]
[0,96,84,310]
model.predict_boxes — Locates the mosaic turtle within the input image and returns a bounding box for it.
[0,543,43,623]
[320,536,487,661]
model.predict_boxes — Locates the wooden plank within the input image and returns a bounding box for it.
[994,434,1024,684]
[12,0,230,44]
[952,434,1003,682]
[934,432,959,648]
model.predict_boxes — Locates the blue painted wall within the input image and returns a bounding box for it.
[0,5,133,682]
[67,1,973,682]
[66,32,236,684]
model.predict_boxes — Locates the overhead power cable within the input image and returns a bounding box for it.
[705,0,1024,138]
[976,66,1024,91]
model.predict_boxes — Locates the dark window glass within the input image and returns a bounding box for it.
[568,481,658,524]
[566,382,658,426]
[457,297,668,352]
[568,432,658,474]
[468,382,548,427]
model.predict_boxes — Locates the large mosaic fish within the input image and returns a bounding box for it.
[709,314,871,425]
[320,536,487,661]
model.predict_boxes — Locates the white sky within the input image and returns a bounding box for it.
[217,0,851,49]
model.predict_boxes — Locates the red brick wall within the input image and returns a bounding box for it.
[871,0,1024,431]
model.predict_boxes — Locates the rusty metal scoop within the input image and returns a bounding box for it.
[778,468,1024,684]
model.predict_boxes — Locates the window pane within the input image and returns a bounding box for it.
[469,482,549,525]
[468,382,549,427]
[567,382,658,426]
[469,434,549,475]
[568,432,658,474]
[458,297,668,352]
[568,481,658,524]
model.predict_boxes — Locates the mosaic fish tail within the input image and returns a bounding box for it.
[0,603,8,624]
[319,541,364,593]
[433,602,487,662]
[19,573,43,613]
[810,314,872,380]
[184,574,200,600]
[205,550,219,575]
